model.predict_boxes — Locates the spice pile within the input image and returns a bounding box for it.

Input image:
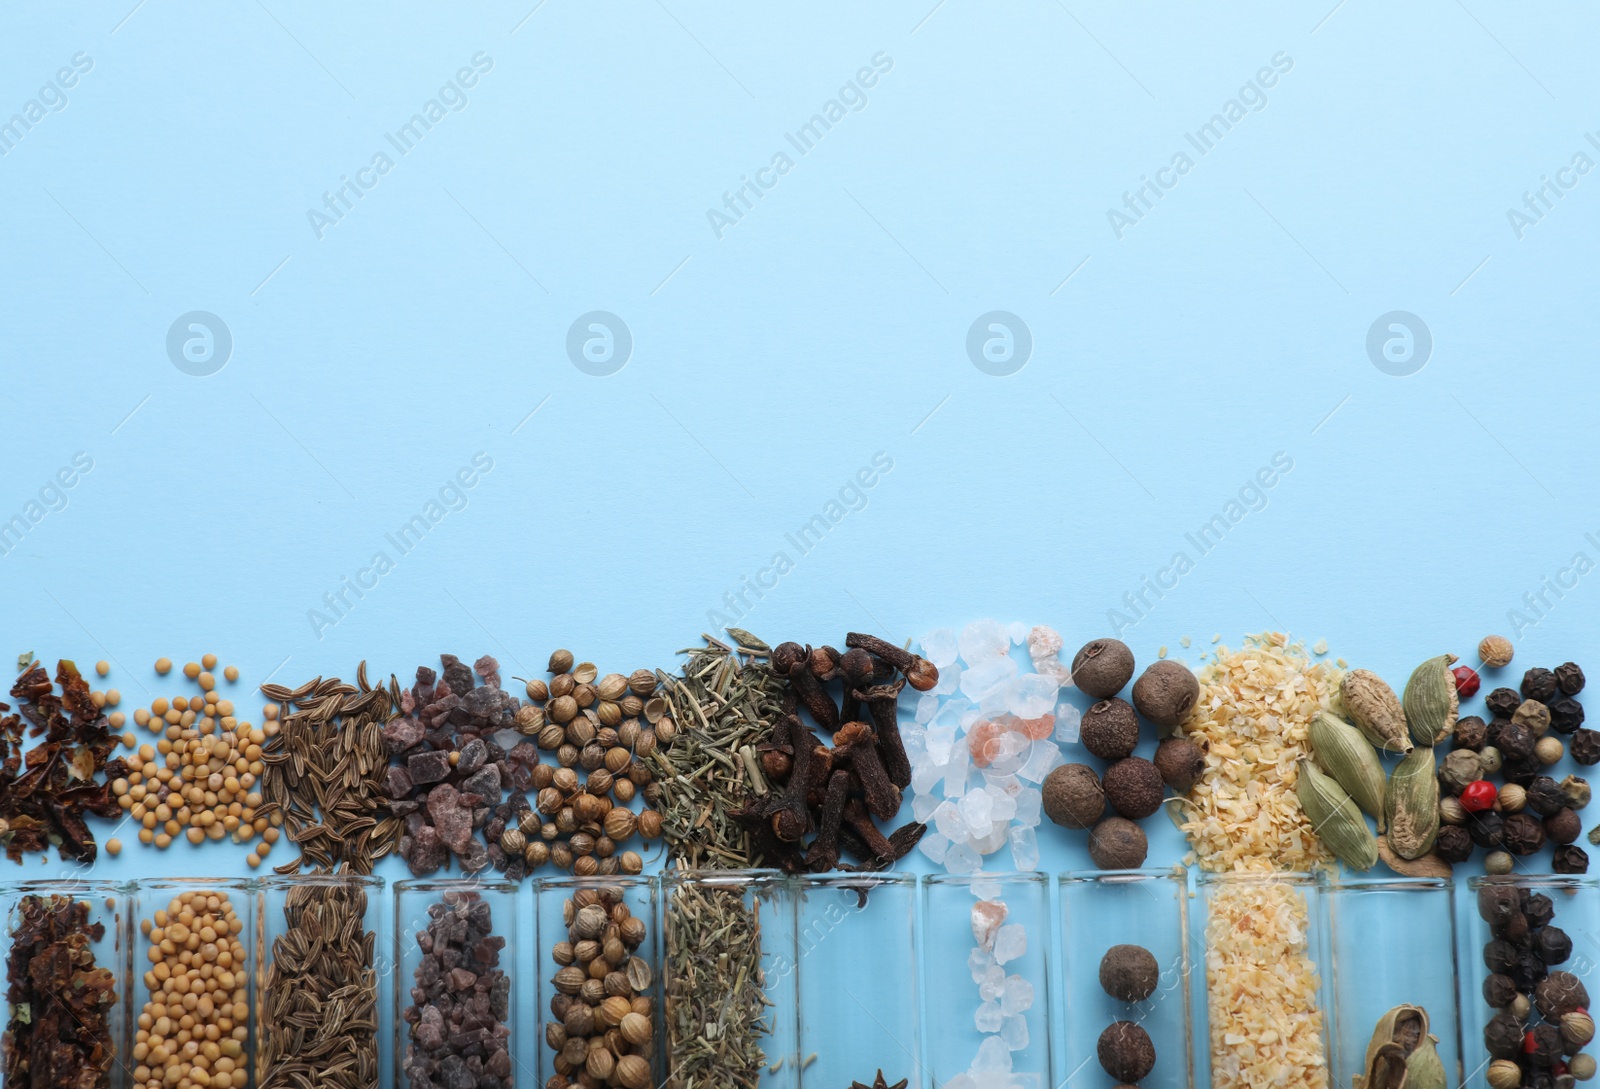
[261,666,397,873]
[909,621,1071,875]
[114,656,280,863]
[1479,884,1595,1087]
[950,898,1034,1086]
[1,659,126,862]
[1096,945,1160,1084]
[132,889,249,1089]
[543,886,654,1089]
[259,881,380,1089]
[1039,636,1202,870]
[402,891,513,1089]
[3,893,118,1089]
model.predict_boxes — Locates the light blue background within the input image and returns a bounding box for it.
[1,0,1596,1080]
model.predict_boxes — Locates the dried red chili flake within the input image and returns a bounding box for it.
[3,893,118,1088]
[0,660,127,863]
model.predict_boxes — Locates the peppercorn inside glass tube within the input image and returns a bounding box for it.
[535,874,659,1089]
[258,873,387,1089]
[130,878,256,1089]
[793,872,919,1089]
[660,868,799,1089]
[923,872,1053,1089]
[1328,876,1460,1089]
[1461,874,1600,1089]
[1194,871,1333,1089]
[1060,868,1191,1089]
[1,879,132,1089]
[396,879,521,1089]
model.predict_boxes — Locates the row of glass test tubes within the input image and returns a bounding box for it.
[0,869,1589,1088]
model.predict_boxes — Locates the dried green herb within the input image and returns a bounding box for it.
[649,632,785,869]
[4,894,117,1088]
[260,663,400,874]
[259,882,380,1089]
[664,871,772,1089]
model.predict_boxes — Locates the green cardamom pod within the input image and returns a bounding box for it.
[1296,759,1377,871]
[1402,654,1459,748]
[1359,1006,1443,1089]
[1405,1034,1446,1089]
[1362,1042,1410,1089]
[1310,710,1388,833]
[1386,746,1440,860]
[1341,670,1413,755]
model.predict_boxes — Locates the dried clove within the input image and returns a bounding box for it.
[832,721,901,820]
[805,770,852,871]
[857,676,912,789]
[845,632,940,691]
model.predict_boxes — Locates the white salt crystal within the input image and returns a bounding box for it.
[911,758,943,795]
[968,945,996,984]
[1008,825,1039,872]
[978,688,1010,718]
[944,744,970,798]
[1007,621,1028,644]
[915,694,939,724]
[912,791,940,822]
[972,876,1003,901]
[1013,786,1042,827]
[959,619,1010,664]
[1017,741,1062,784]
[1000,1014,1029,1051]
[944,842,981,874]
[933,662,962,696]
[1026,624,1063,660]
[972,824,1009,856]
[974,998,1003,1033]
[973,1034,1012,1072]
[918,831,950,864]
[979,964,1006,1001]
[993,924,1027,965]
[1001,974,1034,1015]
[926,724,956,765]
[960,708,983,731]
[1005,673,1059,719]
[942,1076,977,1089]
[919,627,959,669]
[1053,703,1082,744]
[933,800,966,841]
[960,655,1017,702]
[958,790,993,833]
[987,786,1017,822]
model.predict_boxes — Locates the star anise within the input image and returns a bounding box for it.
[850,1073,907,1089]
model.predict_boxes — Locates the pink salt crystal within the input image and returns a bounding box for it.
[969,721,1002,767]
[1018,714,1055,741]
[971,899,1009,951]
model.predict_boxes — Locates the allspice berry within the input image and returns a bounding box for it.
[1099,944,1159,1002]
[1479,635,1514,669]
[1547,807,1582,845]
[1088,817,1148,869]
[1081,699,1140,761]
[1043,764,1105,830]
[1153,738,1205,792]
[1103,756,1164,820]
[1131,660,1199,730]
[1536,970,1591,1021]
[1072,639,1135,699]
[1097,1021,1156,1083]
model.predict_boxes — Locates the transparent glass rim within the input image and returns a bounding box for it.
[396,877,520,895]
[1059,867,1186,887]
[1195,869,1323,888]
[534,873,657,893]
[796,871,916,889]
[662,867,788,890]
[136,876,258,891]
[1467,873,1600,892]
[925,871,1048,887]
[0,878,133,895]
[256,873,385,890]
[1329,875,1451,892]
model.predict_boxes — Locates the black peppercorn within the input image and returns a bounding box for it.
[1097,1021,1156,1083]
[1546,808,1582,846]
[1535,925,1572,966]
[1512,949,1551,991]
[1484,938,1521,975]
[1495,908,1530,943]
[1571,729,1600,766]
[1536,971,1590,1020]
[1529,1022,1564,1068]
[1505,812,1548,855]
[1505,755,1544,787]
[1524,892,1555,929]
[1525,668,1560,704]
[1556,662,1586,696]
[1483,972,1521,1007]
[1497,721,1537,762]
[1486,1009,1528,1059]
[1489,688,1525,719]
[1528,778,1568,817]
[1436,824,1473,862]
[1469,811,1506,850]
[1550,697,1586,735]
[1454,715,1490,751]
[1553,845,1590,874]
[1479,885,1522,927]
